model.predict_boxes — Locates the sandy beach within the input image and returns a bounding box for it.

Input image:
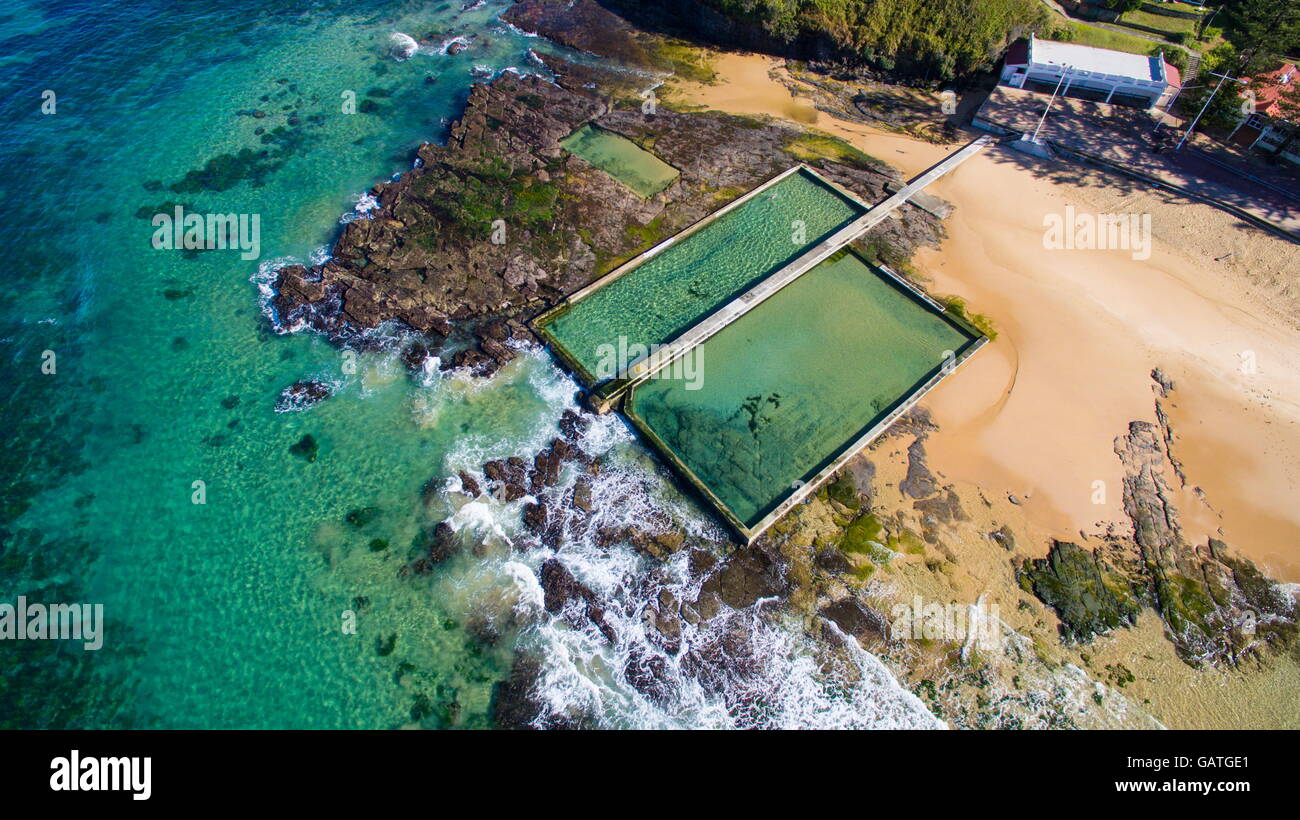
[669,54,1300,583]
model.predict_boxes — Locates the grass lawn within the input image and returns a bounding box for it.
[1066,22,1163,55]
[1120,9,1199,38]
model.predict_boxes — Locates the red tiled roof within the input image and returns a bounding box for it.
[1243,63,1297,118]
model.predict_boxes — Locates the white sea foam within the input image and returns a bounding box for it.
[496,20,540,40]
[250,255,304,333]
[340,192,380,224]
[389,32,419,61]
[421,358,943,729]
[446,498,515,547]
[308,244,331,266]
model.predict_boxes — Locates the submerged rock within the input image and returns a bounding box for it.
[344,506,381,527]
[288,434,319,462]
[491,654,549,729]
[422,521,460,563]
[276,379,332,412]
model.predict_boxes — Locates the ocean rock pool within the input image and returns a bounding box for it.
[559,123,679,198]
[624,249,982,537]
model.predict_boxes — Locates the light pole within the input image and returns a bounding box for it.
[1175,69,1247,151]
[1029,64,1072,144]
[1197,5,1222,41]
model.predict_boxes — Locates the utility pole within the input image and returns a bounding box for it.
[1175,70,1246,151]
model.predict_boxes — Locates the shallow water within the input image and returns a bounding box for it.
[628,251,978,528]
[541,169,867,381]
[0,0,943,729]
[560,123,678,198]
[0,0,576,729]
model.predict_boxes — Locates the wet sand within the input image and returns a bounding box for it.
[669,55,1300,581]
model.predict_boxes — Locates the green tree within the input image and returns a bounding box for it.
[1225,0,1300,74]
[1106,0,1145,14]
[696,0,1050,83]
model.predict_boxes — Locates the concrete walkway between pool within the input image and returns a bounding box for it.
[589,134,994,413]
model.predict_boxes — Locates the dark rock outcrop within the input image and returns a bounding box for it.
[1020,540,1143,644]
[538,558,617,644]
[1021,404,1297,666]
[270,54,940,365]
[696,546,787,612]
[276,379,332,412]
[820,597,891,645]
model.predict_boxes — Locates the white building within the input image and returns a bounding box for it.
[1000,34,1180,109]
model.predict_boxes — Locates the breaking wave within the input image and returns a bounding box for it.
[421,352,944,729]
[389,32,419,61]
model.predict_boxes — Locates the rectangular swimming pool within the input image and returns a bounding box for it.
[536,167,869,385]
[560,124,680,199]
[624,249,982,537]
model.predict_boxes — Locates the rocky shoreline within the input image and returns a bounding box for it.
[270,1,1296,728]
[1020,372,1298,667]
[271,4,943,379]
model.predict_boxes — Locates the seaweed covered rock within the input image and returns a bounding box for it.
[1019,540,1143,644]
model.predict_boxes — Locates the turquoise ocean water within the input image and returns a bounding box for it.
[0,0,940,729]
